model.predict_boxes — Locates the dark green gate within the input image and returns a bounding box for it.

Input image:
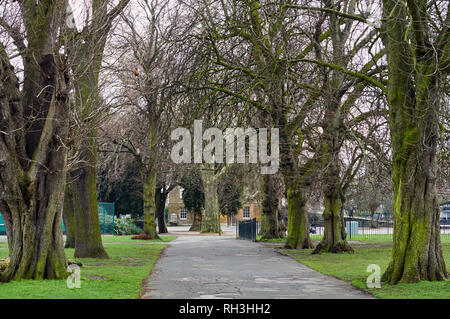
[237,218,258,241]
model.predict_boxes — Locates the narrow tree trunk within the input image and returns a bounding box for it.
[142,172,159,239]
[139,116,159,240]
[155,188,168,234]
[277,204,287,238]
[370,212,377,229]
[200,166,221,234]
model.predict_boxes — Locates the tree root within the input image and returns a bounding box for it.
[312,241,354,254]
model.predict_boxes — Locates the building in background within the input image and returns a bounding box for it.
[166,186,262,226]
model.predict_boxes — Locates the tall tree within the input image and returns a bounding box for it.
[63,0,130,258]
[381,0,448,283]
[0,0,70,281]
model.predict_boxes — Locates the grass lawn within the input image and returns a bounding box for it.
[0,235,176,299]
[268,236,450,299]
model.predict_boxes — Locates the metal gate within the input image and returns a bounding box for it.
[237,218,258,241]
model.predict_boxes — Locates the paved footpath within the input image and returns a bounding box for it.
[141,235,373,299]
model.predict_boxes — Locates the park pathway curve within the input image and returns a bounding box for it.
[141,235,373,299]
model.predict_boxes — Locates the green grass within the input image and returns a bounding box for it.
[279,237,450,299]
[0,235,176,299]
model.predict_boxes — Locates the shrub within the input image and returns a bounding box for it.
[114,218,142,235]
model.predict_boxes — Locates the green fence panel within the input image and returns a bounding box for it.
[0,213,5,235]
[1,202,115,236]
[98,202,115,234]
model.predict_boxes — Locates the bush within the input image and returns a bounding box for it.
[114,218,143,235]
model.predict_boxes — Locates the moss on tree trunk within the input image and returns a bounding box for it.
[259,174,282,239]
[285,183,313,249]
[381,0,447,283]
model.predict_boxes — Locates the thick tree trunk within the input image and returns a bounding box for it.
[313,136,352,254]
[259,174,281,239]
[285,182,313,249]
[190,212,202,231]
[0,1,72,279]
[383,157,446,283]
[277,118,312,249]
[313,194,352,254]
[0,54,70,281]
[381,0,447,284]
[200,166,221,234]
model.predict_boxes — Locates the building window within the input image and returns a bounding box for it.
[180,208,187,220]
[243,207,250,219]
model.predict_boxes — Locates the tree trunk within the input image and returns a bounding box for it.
[370,212,377,229]
[259,174,281,239]
[285,182,313,249]
[63,183,76,248]
[0,49,70,281]
[277,205,287,238]
[139,116,159,240]
[381,0,447,283]
[200,166,221,234]
[142,172,159,239]
[313,194,352,254]
[65,0,129,257]
[313,128,353,254]
[155,188,168,234]
[277,118,312,249]
[383,160,446,283]
[190,212,202,231]
[67,133,109,259]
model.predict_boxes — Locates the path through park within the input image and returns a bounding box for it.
[141,234,373,299]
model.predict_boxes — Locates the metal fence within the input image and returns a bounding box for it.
[309,215,450,241]
[97,202,115,234]
[237,218,260,241]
